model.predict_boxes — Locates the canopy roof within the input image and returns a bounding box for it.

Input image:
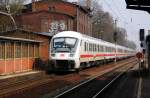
[125,0,150,13]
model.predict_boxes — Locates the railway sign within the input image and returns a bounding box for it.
[136,52,143,59]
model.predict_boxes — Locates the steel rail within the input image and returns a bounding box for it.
[54,60,137,98]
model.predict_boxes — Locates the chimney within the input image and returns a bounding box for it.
[32,0,37,12]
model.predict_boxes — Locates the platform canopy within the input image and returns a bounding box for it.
[125,0,150,13]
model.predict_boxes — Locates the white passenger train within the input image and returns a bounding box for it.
[50,31,135,71]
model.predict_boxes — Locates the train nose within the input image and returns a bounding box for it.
[54,60,75,70]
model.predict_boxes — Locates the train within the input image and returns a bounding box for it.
[50,31,136,71]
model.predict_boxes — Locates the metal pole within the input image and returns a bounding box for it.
[115,20,117,63]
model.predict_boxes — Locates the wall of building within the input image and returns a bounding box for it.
[15,11,74,33]
[22,1,92,36]
[77,8,92,36]
[0,40,39,74]
[0,30,49,75]
[32,1,76,16]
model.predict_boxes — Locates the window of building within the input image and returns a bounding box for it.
[15,42,21,58]
[35,44,39,58]
[6,42,14,59]
[0,41,5,59]
[22,43,28,57]
[29,43,34,57]
[48,6,55,12]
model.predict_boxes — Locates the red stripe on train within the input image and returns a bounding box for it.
[80,53,130,58]
[80,54,94,58]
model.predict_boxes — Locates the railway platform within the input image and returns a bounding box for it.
[140,71,150,98]
[0,71,46,83]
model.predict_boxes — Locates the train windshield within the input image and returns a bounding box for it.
[53,37,78,52]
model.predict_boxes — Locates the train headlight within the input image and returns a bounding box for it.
[70,54,75,57]
[51,54,55,57]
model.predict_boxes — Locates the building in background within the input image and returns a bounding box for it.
[16,0,92,36]
[0,0,93,75]
[15,10,74,35]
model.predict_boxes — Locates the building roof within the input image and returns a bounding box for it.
[0,28,51,42]
[0,28,52,36]
[126,0,150,13]
[25,0,91,14]
[16,10,75,18]
[35,32,53,37]
[126,0,150,6]
[0,36,42,43]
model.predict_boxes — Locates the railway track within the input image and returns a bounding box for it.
[0,57,137,98]
[54,60,137,98]
[0,74,52,97]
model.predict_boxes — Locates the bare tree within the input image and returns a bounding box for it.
[76,0,137,49]
[0,0,26,14]
[116,27,127,45]
[115,27,136,49]
[126,40,137,49]
[91,2,114,42]
[0,0,26,32]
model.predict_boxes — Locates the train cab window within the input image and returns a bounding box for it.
[53,37,78,53]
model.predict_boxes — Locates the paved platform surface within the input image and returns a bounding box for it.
[0,71,43,80]
[140,71,150,98]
